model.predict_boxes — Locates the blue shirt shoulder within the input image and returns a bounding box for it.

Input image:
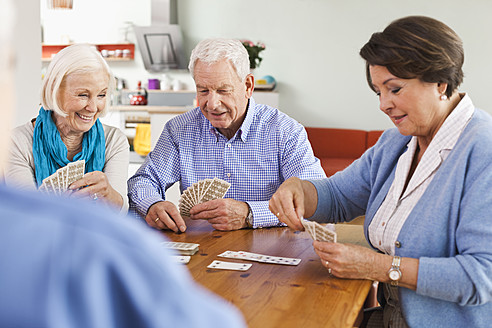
[0,185,245,328]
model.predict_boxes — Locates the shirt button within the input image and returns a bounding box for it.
[379,241,381,246]
[395,241,401,248]
[226,173,231,177]
[382,222,385,226]
[227,144,232,148]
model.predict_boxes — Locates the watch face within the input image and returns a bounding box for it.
[389,270,401,281]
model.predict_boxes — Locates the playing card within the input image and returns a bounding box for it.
[161,241,199,255]
[38,183,48,193]
[66,160,85,187]
[171,255,191,264]
[207,260,252,271]
[50,174,62,195]
[301,219,337,243]
[178,178,231,217]
[59,166,68,190]
[200,177,231,203]
[41,177,55,194]
[38,160,85,195]
[200,179,213,200]
[218,251,301,266]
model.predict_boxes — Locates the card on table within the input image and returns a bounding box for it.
[301,219,337,243]
[171,255,191,264]
[161,241,200,256]
[218,250,301,266]
[207,260,252,271]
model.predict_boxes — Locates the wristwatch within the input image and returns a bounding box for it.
[245,206,254,228]
[388,256,402,286]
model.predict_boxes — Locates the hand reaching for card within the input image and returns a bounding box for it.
[269,177,319,231]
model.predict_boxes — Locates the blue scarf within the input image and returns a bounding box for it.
[33,107,106,186]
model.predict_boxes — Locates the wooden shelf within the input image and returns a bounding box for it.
[42,43,135,62]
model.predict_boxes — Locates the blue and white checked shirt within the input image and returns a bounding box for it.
[128,98,326,228]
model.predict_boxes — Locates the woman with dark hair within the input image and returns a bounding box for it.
[269,16,492,327]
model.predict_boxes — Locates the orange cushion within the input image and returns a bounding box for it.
[367,130,384,148]
[305,127,367,158]
[320,158,356,177]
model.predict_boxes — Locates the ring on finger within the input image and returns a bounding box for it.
[276,212,280,217]
[328,268,332,274]
[92,193,98,200]
[155,217,160,222]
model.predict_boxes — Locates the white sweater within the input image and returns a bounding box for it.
[5,121,130,213]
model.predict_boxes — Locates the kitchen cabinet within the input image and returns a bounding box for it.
[101,105,189,205]
[42,43,135,62]
[253,90,279,108]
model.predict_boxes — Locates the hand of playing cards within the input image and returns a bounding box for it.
[179,177,231,217]
[38,160,85,195]
[301,219,337,243]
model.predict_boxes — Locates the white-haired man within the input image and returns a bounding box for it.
[0,4,245,327]
[128,38,326,232]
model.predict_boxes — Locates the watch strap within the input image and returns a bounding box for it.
[245,205,254,228]
[389,256,402,286]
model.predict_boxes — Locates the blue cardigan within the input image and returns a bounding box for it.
[310,108,492,327]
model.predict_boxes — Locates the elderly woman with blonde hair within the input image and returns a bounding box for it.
[5,44,129,212]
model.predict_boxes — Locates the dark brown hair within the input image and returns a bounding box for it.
[359,16,464,97]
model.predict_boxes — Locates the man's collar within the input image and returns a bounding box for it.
[237,97,256,142]
[206,97,257,142]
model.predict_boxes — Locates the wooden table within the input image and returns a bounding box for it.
[163,220,372,328]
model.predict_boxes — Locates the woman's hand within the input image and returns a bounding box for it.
[68,171,123,208]
[269,177,317,231]
[314,241,385,280]
[314,241,419,290]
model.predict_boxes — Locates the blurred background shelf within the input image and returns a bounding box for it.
[42,43,135,62]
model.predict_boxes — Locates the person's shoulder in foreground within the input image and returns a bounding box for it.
[0,184,245,328]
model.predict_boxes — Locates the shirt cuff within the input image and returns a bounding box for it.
[136,195,166,217]
[247,201,286,228]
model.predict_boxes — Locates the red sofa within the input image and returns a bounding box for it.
[305,127,384,176]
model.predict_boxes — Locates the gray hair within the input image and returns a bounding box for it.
[41,43,115,117]
[188,38,250,82]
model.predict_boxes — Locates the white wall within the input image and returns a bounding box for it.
[14,0,41,126]
[38,0,492,130]
[178,0,492,130]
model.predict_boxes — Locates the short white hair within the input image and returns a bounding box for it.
[41,43,115,117]
[188,38,250,82]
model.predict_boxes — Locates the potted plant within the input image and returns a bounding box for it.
[241,40,266,69]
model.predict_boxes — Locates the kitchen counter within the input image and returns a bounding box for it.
[110,105,192,114]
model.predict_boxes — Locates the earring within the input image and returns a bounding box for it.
[440,94,448,101]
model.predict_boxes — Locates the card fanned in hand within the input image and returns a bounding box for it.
[39,160,85,194]
[179,177,231,217]
[301,219,337,243]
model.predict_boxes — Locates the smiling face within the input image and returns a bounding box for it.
[369,65,450,146]
[194,59,254,139]
[55,70,109,136]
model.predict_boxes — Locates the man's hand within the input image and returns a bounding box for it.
[189,198,249,231]
[146,201,186,233]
